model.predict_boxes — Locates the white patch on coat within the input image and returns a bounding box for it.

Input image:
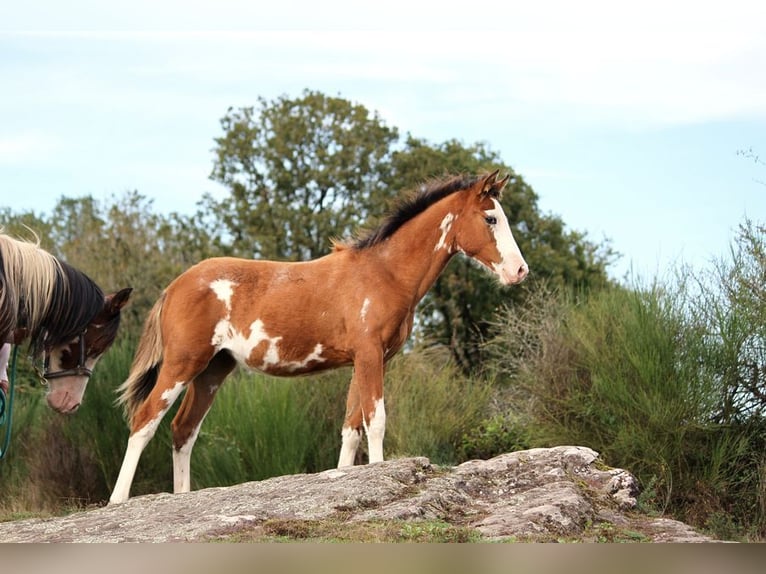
[284,343,325,372]
[435,212,456,252]
[212,317,324,372]
[210,279,236,312]
[161,381,186,407]
[360,298,371,323]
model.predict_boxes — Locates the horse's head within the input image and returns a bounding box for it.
[454,171,529,285]
[44,287,132,414]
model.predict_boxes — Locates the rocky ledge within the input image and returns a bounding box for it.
[0,446,718,543]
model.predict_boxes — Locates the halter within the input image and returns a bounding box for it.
[41,332,93,381]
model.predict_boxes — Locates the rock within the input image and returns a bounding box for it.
[0,446,719,543]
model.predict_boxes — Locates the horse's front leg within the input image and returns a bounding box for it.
[338,377,362,467]
[341,346,386,466]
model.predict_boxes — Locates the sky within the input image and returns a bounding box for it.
[1,1,765,282]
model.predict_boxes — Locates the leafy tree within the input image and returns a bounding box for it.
[46,192,216,337]
[205,89,399,260]
[0,208,54,248]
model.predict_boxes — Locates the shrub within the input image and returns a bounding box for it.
[483,220,766,540]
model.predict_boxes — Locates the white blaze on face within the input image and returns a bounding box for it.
[486,198,528,285]
[435,212,456,252]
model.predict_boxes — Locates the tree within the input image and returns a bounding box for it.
[0,208,53,249]
[205,89,399,260]
[45,192,217,337]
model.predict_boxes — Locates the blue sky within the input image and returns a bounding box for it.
[2,1,765,282]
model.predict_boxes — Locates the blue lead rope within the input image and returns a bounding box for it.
[0,345,18,460]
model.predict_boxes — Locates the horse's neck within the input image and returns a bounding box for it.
[371,199,458,303]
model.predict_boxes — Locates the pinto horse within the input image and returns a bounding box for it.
[0,232,132,413]
[109,171,528,504]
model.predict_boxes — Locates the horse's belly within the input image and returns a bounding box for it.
[212,318,341,376]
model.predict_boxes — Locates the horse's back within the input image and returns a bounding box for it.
[159,254,356,373]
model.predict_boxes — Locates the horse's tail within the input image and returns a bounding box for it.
[116,291,166,422]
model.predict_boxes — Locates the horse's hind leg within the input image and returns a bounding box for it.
[171,350,237,493]
[109,369,189,504]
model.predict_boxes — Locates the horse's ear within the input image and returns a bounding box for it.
[106,287,133,314]
[480,170,504,197]
[492,173,511,196]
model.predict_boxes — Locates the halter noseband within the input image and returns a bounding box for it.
[42,332,93,381]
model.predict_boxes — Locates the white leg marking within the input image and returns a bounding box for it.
[338,426,362,468]
[109,382,186,504]
[173,414,209,494]
[366,398,386,464]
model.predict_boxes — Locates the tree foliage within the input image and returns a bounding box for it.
[205,89,399,260]
[2,192,216,336]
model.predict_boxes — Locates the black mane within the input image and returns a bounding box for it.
[29,261,105,355]
[350,174,480,250]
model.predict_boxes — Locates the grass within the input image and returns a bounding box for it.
[211,517,484,543]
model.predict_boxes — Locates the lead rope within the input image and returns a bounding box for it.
[0,345,19,460]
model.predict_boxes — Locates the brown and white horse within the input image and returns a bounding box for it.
[0,232,132,413]
[109,171,528,504]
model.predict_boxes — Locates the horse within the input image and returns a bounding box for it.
[109,170,528,504]
[0,231,132,414]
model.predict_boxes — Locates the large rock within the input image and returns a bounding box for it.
[0,446,717,542]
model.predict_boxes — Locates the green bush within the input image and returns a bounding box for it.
[483,221,766,540]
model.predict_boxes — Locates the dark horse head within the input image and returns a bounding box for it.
[0,233,132,414]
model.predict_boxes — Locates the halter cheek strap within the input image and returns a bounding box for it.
[42,332,93,381]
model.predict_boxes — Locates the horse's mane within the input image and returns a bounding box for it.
[336,174,480,251]
[0,233,105,355]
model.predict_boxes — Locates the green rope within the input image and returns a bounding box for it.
[0,345,18,460]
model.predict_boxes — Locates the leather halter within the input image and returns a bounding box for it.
[42,332,93,381]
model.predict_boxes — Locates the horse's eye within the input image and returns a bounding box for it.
[485,215,497,225]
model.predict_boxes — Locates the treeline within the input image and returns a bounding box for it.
[1,91,763,541]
